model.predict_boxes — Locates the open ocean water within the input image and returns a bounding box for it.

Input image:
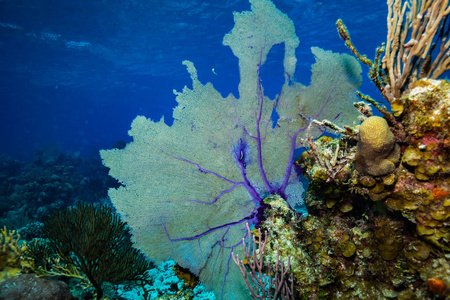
[0,0,386,161]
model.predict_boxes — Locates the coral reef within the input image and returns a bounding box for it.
[0,150,117,230]
[379,79,450,251]
[100,0,362,299]
[294,79,450,299]
[96,0,449,299]
[114,260,215,300]
[259,195,310,290]
[286,0,450,296]
[0,148,126,298]
[0,148,215,298]
[257,168,449,298]
[232,221,295,300]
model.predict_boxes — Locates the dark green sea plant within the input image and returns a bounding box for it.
[43,202,152,299]
[25,238,56,271]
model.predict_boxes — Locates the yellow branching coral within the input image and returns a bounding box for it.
[0,226,30,281]
[25,238,91,287]
[36,256,90,286]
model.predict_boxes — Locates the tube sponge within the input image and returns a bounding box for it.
[355,116,400,176]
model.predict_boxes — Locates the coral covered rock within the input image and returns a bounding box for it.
[297,77,450,297]
[355,116,400,176]
[382,79,450,251]
[260,194,313,290]
[395,79,450,140]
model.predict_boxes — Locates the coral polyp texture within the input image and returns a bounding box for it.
[100,0,362,298]
[355,116,400,176]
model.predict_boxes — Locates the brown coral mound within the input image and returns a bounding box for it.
[355,116,400,176]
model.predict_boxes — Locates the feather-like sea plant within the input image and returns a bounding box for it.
[43,202,152,299]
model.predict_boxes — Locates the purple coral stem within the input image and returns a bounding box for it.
[162,145,261,203]
[279,126,308,193]
[255,48,276,195]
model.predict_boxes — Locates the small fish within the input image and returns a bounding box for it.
[427,278,448,297]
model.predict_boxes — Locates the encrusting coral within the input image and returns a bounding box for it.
[381,78,450,251]
[259,195,313,288]
[355,116,400,176]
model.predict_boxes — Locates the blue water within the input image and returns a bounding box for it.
[0,0,386,161]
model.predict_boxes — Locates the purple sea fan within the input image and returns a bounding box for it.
[100,0,362,299]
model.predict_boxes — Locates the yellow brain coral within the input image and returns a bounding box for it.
[355,116,400,176]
